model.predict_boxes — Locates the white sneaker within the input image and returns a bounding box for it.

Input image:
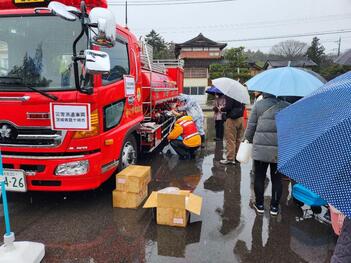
[220,159,235,165]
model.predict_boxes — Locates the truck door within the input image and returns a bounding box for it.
[96,32,143,171]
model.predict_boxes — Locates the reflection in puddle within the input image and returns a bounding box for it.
[146,222,202,258]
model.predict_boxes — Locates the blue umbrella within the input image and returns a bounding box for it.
[206,86,223,95]
[246,66,324,97]
[276,71,351,218]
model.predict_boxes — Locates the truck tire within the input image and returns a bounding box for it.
[119,135,138,170]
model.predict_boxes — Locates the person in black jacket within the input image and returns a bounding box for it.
[219,95,245,164]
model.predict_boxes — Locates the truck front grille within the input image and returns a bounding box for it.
[0,124,65,148]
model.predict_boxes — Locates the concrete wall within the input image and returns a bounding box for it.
[184,78,208,86]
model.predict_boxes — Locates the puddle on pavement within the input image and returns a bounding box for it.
[0,117,337,263]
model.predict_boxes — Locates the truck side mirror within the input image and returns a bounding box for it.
[89,8,116,47]
[84,50,110,75]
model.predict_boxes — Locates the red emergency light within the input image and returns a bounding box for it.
[0,0,107,10]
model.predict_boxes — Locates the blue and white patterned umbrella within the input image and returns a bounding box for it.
[276,71,351,218]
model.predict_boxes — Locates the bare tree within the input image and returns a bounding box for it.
[271,40,308,59]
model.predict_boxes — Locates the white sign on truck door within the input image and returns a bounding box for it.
[50,103,91,131]
[124,75,135,96]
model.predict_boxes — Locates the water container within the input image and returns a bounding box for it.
[236,141,252,163]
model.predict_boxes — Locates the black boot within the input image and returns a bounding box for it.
[201,135,206,148]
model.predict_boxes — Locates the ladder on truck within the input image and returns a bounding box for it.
[139,38,184,121]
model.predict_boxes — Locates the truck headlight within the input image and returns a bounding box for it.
[55,160,89,176]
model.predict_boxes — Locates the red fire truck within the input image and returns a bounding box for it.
[0,0,184,191]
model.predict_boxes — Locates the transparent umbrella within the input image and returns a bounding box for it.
[212,77,250,104]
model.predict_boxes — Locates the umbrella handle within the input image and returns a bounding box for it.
[0,152,11,236]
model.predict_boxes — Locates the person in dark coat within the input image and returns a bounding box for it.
[331,217,351,263]
[244,93,289,216]
[219,95,245,165]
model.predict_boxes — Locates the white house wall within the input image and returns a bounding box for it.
[184,78,208,106]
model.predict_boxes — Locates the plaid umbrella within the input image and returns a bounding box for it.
[276,71,351,218]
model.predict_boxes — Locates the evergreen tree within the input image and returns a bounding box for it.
[224,47,247,68]
[145,30,174,59]
[306,37,326,66]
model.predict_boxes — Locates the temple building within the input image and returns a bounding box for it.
[175,34,227,105]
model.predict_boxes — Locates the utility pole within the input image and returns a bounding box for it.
[337,37,341,56]
[125,0,128,27]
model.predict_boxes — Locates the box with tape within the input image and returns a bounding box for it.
[116,165,151,193]
[143,187,202,227]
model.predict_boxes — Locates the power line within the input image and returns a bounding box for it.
[231,38,351,51]
[108,0,236,6]
[132,15,351,36]
[217,29,351,43]
[132,13,351,32]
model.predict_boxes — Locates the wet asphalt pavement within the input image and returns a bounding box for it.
[0,117,337,263]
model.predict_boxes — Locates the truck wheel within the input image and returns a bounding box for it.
[119,135,138,170]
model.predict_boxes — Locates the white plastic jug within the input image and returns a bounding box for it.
[236,140,253,163]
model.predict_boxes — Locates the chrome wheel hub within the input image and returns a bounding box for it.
[121,141,136,169]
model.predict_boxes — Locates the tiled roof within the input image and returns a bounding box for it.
[175,33,227,57]
[264,59,317,69]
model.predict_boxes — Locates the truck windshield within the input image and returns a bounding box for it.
[0,16,88,91]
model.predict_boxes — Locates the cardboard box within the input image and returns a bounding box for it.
[116,165,151,193]
[143,190,202,227]
[112,187,148,208]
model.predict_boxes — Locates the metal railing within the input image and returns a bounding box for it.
[153,59,184,68]
[139,38,184,120]
[184,68,208,78]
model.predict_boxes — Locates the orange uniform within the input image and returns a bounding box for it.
[168,116,201,148]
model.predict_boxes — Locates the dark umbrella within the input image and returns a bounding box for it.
[206,86,223,95]
[276,71,351,218]
[335,49,351,66]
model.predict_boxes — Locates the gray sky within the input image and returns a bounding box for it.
[108,0,351,54]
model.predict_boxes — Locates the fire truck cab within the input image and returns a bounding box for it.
[0,0,184,191]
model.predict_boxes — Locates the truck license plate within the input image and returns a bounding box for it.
[3,169,27,192]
